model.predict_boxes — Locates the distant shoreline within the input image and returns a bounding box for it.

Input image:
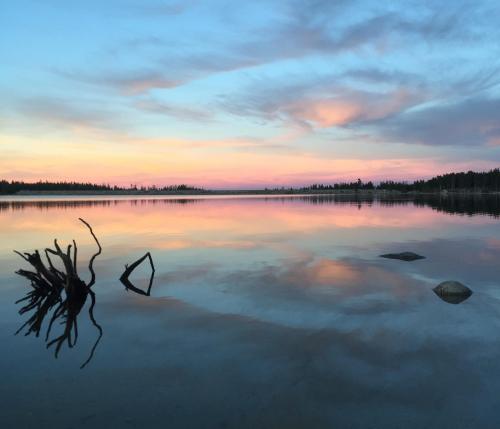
[7,189,500,196]
[3,168,499,196]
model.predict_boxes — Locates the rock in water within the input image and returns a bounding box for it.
[380,252,425,261]
[433,281,472,304]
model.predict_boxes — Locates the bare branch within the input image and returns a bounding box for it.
[13,250,29,262]
[78,218,102,287]
[72,240,78,275]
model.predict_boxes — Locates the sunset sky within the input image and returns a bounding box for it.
[1,0,500,189]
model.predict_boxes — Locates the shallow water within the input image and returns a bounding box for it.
[1,194,500,428]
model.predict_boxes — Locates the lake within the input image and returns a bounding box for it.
[1,194,500,428]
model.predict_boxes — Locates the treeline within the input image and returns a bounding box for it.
[377,169,500,192]
[0,180,203,195]
[303,169,500,193]
[127,184,204,192]
[412,169,500,192]
[1,169,499,194]
[302,179,375,191]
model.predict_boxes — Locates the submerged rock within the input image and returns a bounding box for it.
[380,252,425,261]
[433,281,472,304]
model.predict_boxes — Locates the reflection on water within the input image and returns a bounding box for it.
[120,252,156,296]
[14,219,103,368]
[0,197,200,212]
[14,222,157,368]
[1,195,499,428]
[1,193,500,217]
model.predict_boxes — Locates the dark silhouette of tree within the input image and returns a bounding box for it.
[377,169,500,192]
[304,169,500,192]
[0,180,204,194]
[1,169,499,194]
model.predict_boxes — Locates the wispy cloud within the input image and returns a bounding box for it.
[58,69,183,95]
[11,96,137,143]
[60,0,474,94]
[219,77,424,130]
[133,98,213,121]
[3,0,500,185]
[16,96,118,131]
[380,96,500,146]
[280,89,421,128]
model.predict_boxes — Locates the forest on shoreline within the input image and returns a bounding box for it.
[1,169,499,195]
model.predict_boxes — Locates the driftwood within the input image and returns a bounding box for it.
[120,252,155,296]
[14,218,103,368]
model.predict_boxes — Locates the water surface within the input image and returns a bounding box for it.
[1,194,500,428]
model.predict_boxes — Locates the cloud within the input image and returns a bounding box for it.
[66,52,265,95]
[8,0,500,170]
[59,69,183,95]
[343,68,422,86]
[112,73,181,94]
[283,88,420,128]
[237,2,468,63]
[10,96,140,143]
[16,96,118,131]
[133,98,213,121]
[381,96,500,146]
[60,0,473,95]
[219,77,423,130]
[216,56,500,147]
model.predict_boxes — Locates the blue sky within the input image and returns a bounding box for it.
[1,0,500,188]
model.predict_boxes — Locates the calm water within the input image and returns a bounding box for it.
[1,194,500,428]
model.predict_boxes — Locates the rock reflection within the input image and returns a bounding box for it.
[120,252,156,296]
[14,219,103,368]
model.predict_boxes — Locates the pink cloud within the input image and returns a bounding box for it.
[285,88,419,128]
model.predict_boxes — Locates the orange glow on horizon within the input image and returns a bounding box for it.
[3,134,496,189]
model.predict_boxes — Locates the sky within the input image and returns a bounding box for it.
[1,0,500,189]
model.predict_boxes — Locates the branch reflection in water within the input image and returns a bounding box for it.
[14,218,103,369]
[120,252,156,296]
[13,218,157,368]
